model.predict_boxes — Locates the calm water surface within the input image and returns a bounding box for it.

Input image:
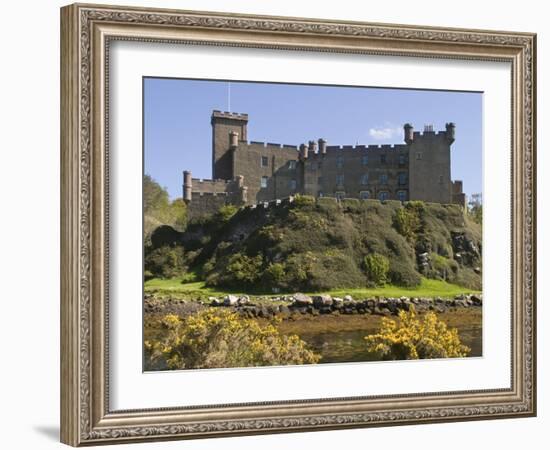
[298,326,482,363]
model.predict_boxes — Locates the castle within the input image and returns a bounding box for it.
[183,110,466,217]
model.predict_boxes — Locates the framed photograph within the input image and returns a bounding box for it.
[60,3,536,446]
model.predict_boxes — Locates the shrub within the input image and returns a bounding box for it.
[217,204,239,222]
[262,262,286,287]
[292,194,316,209]
[365,306,470,360]
[207,252,263,288]
[144,245,186,279]
[283,250,365,291]
[363,253,390,286]
[388,258,421,287]
[145,309,321,369]
[393,202,424,243]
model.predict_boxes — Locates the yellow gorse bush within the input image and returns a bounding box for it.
[364,306,470,360]
[145,308,320,370]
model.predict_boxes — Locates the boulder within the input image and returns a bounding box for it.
[313,294,333,308]
[237,295,250,305]
[293,293,313,306]
[343,295,354,302]
[223,295,239,306]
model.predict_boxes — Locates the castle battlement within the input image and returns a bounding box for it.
[211,110,248,120]
[184,111,465,218]
[241,140,299,150]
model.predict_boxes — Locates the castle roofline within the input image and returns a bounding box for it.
[211,110,249,120]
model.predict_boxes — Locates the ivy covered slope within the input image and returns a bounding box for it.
[147,196,482,293]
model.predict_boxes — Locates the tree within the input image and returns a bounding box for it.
[468,193,483,225]
[145,309,320,369]
[143,175,187,238]
[365,306,470,360]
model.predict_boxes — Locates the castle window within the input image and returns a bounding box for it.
[360,191,371,199]
[261,156,269,167]
[416,152,423,160]
[288,160,296,169]
[397,190,407,202]
[361,173,369,185]
[336,155,344,168]
[398,173,407,185]
[336,174,344,185]
[362,155,369,165]
[378,191,389,201]
[399,154,406,165]
[380,174,388,185]
[289,179,297,190]
[380,154,387,164]
[261,176,268,188]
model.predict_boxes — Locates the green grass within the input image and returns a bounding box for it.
[145,277,480,300]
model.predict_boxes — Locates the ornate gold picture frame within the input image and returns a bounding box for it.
[60,3,536,446]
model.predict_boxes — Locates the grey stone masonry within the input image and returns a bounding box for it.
[183,112,466,217]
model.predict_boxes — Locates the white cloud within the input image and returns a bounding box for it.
[368,125,402,141]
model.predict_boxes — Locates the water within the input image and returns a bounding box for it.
[298,326,482,364]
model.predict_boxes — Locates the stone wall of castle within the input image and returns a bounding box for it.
[183,111,464,218]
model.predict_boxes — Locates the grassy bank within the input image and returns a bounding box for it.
[145,276,481,300]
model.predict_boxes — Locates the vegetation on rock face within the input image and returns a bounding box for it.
[145,197,482,292]
[145,308,320,370]
[364,306,471,360]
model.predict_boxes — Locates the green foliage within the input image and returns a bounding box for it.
[262,262,286,286]
[469,204,483,225]
[292,194,316,209]
[207,252,263,288]
[163,198,479,292]
[363,253,390,286]
[365,306,471,360]
[388,258,422,287]
[282,250,365,292]
[393,202,424,242]
[217,204,239,222]
[144,175,187,240]
[145,309,320,370]
[144,245,186,279]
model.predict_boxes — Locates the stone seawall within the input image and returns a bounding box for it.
[145,293,482,319]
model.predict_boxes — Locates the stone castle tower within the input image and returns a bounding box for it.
[183,110,466,217]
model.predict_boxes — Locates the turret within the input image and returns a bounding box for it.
[229,131,239,149]
[445,122,456,144]
[318,138,327,154]
[299,143,308,160]
[183,170,192,203]
[404,123,414,144]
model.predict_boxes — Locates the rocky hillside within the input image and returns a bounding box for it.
[148,196,482,292]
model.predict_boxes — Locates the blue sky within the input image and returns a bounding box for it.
[144,78,482,200]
